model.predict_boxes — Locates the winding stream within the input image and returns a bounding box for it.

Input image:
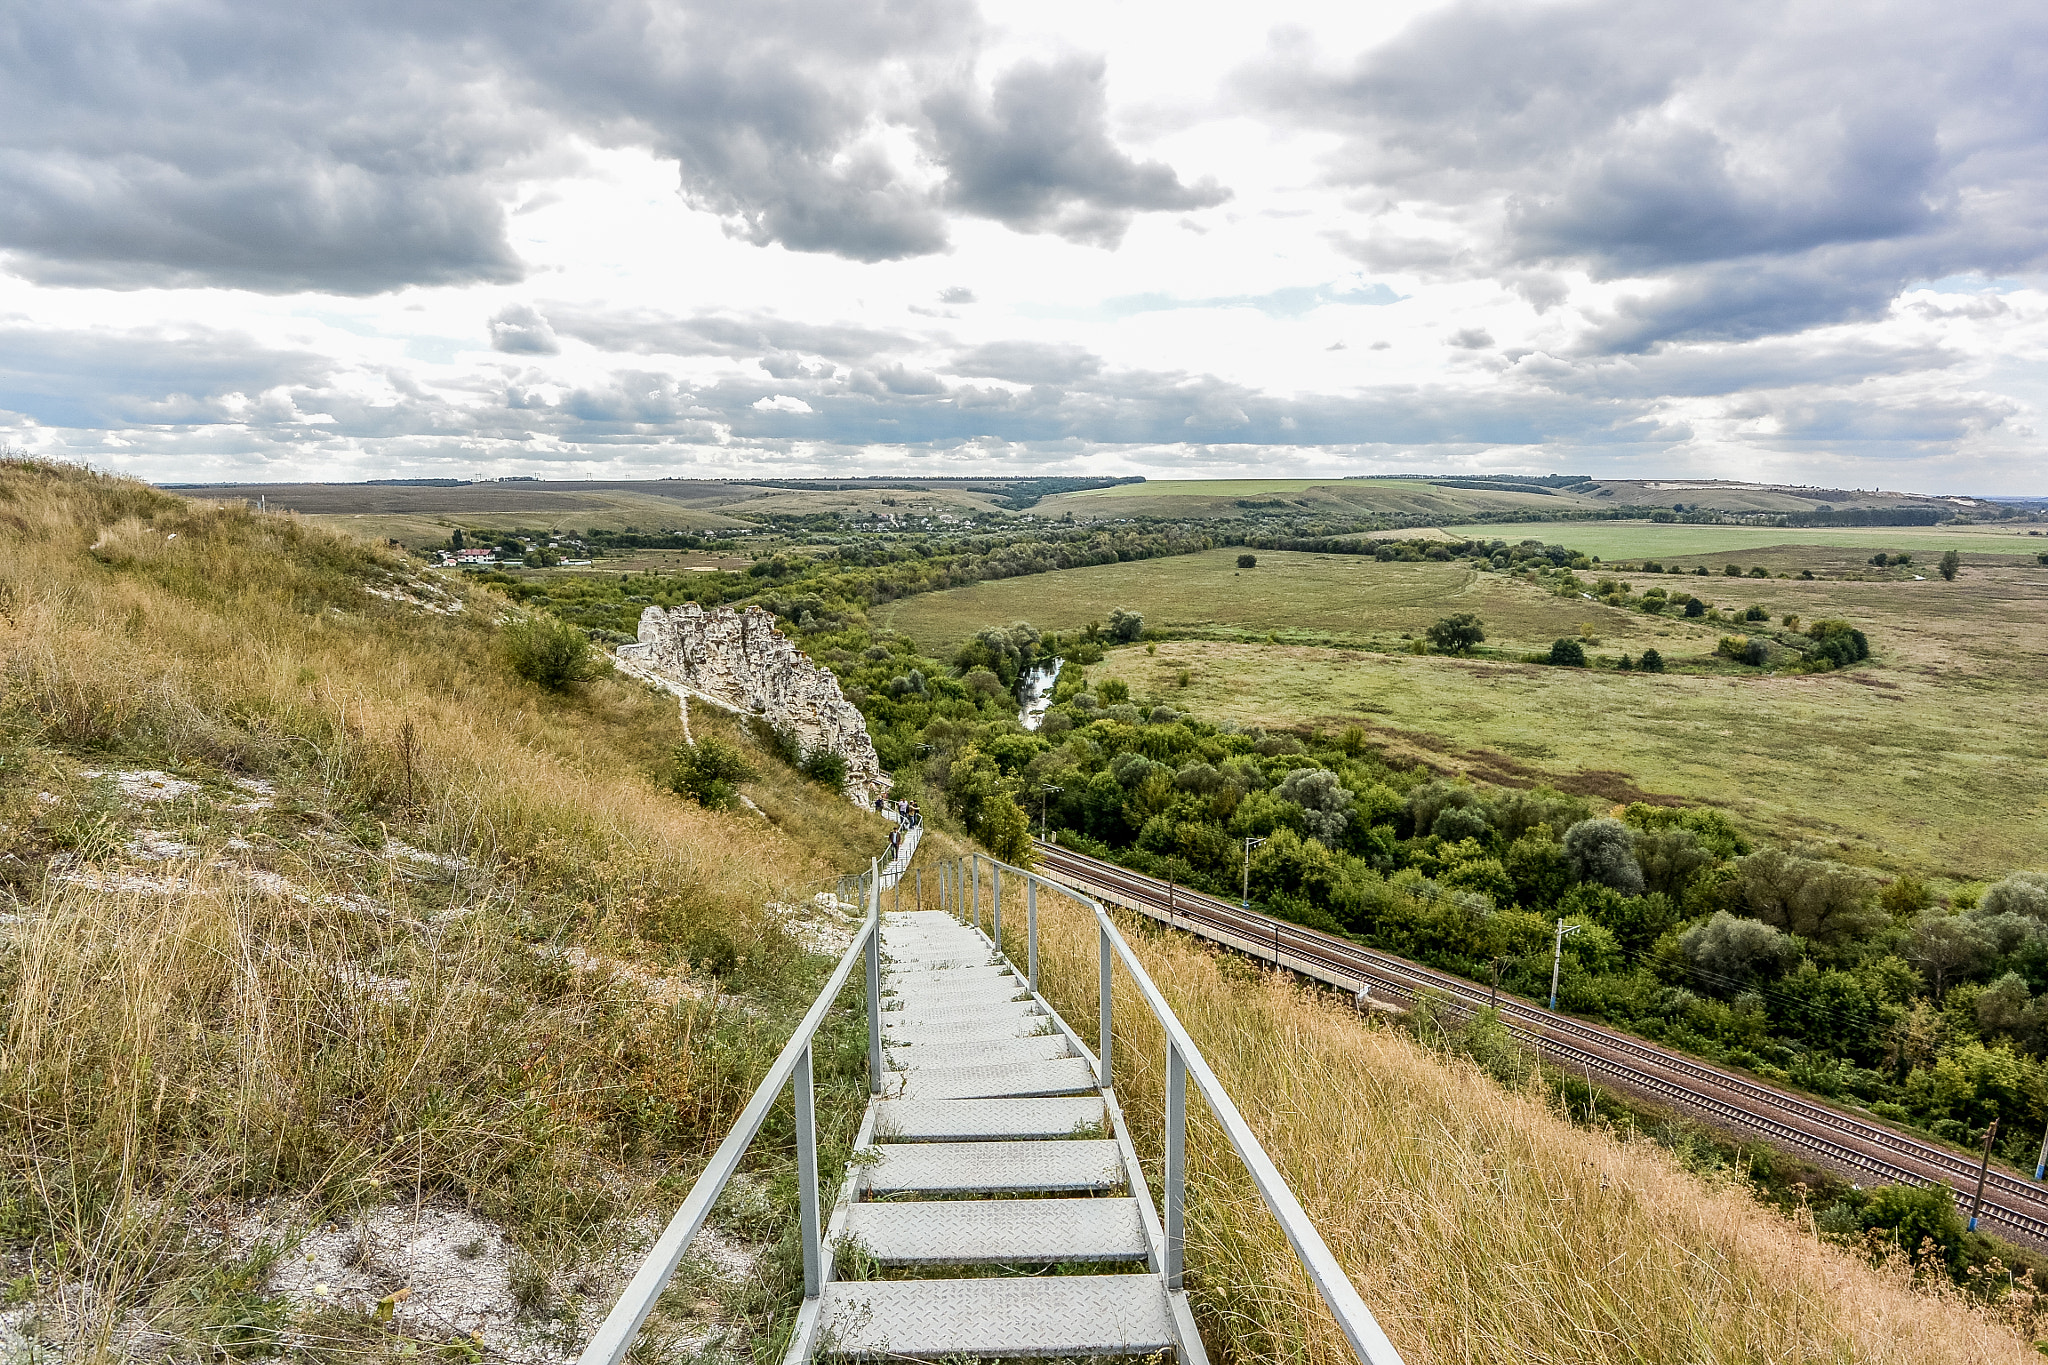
[1018,658,1063,730]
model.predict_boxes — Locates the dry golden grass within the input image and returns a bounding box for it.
[0,460,893,1354]
[991,876,2040,1363]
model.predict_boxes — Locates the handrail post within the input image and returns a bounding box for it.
[1098,920,1113,1089]
[795,1042,822,1298]
[1165,1039,1187,1291]
[916,866,922,912]
[993,863,1003,956]
[970,854,980,933]
[1026,878,1039,992]
[866,859,882,1095]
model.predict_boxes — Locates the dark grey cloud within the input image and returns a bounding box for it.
[925,58,1230,246]
[1241,0,2048,349]
[0,2,1220,290]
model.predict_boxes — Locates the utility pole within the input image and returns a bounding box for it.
[1241,836,1267,907]
[2036,1116,2048,1182]
[1549,918,1582,1012]
[1970,1118,2000,1231]
[1490,958,1502,1011]
[1038,784,1062,843]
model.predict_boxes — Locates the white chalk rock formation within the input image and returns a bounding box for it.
[616,604,890,806]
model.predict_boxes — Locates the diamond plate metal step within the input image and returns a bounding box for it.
[881,1016,1052,1047]
[893,1057,1100,1101]
[872,1096,1106,1142]
[864,1139,1125,1195]
[892,980,1035,1010]
[886,1036,1072,1071]
[816,1275,1173,1359]
[885,1001,1042,1030]
[842,1197,1148,1265]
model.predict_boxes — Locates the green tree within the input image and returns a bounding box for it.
[1547,637,1587,667]
[1426,613,1486,654]
[979,791,1034,864]
[1860,1184,1964,1269]
[1108,607,1145,642]
[503,616,602,690]
[1237,553,1257,568]
[1639,648,1665,672]
[1939,548,1961,581]
[672,737,755,809]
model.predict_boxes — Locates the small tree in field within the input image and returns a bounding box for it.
[1108,607,1145,643]
[1639,648,1665,672]
[1237,553,1257,568]
[1548,637,1586,667]
[1939,549,1961,581]
[1426,613,1486,654]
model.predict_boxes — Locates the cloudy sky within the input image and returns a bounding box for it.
[2,0,2044,491]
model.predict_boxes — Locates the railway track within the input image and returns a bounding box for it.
[1031,838,2048,1245]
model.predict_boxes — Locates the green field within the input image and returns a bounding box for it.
[1444,520,2045,561]
[881,546,2048,883]
[883,546,1808,658]
[1038,478,1600,522]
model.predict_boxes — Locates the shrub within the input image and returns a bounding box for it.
[799,748,849,790]
[1547,637,1586,667]
[1432,803,1492,845]
[1693,566,1709,576]
[502,616,602,690]
[1724,564,1742,576]
[1425,613,1486,654]
[1108,607,1145,642]
[1938,549,1961,580]
[1564,817,1644,895]
[1748,566,1768,577]
[1639,648,1665,672]
[1098,678,1131,704]
[1678,911,1799,985]
[1237,553,1257,568]
[1981,870,2048,920]
[1743,604,1769,621]
[1683,597,1706,617]
[1869,553,1890,567]
[1805,619,1869,667]
[671,737,755,809]
[1861,1183,1964,1269]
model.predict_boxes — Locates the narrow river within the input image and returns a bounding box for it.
[1017,658,1063,730]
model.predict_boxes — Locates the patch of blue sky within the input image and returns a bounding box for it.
[1019,281,1405,322]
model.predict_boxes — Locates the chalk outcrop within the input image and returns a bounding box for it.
[615,604,890,806]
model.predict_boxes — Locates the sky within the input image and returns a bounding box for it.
[1,0,2044,492]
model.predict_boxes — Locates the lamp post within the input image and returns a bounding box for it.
[1549,918,1583,1012]
[1037,784,1063,843]
[1241,836,1267,908]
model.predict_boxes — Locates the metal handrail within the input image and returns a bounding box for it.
[578,861,884,1365]
[945,851,1406,1365]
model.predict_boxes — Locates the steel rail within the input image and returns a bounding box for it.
[1033,838,2048,1245]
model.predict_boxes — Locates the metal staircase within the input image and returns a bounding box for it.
[579,850,1402,1365]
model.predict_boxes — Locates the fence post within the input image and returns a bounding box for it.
[971,855,981,935]
[1027,878,1038,992]
[1098,921,1113,1089]
[866,860,882,1095]
[993,863,1003,957]
[1165,1039,1186,1291]
[795,1042,822,1299]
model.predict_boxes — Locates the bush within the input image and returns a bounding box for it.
[1748,566,1768,577]
[1805,619,1870,667]
[1426,613,1486,654]
[1639,648,1665,672]
[1108,607,1145,643]
[1683,597,1706,617]
[1678,911,1798,985]
[1939,549,1961,581]
[1724,564,1742,576]
[1547,637,1587,667]
[1564,817,1644,895]
[671,737,755,809]
[1981,870,2048,920]
[799,748,849,790]
[1743,604,1769,621]
[1237,553,1257,568]
[502,616,602,690]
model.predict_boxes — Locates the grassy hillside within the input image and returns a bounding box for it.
[1038,478,1607,522]
[0,459,895,1359]
[1016,890,2041,1364]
